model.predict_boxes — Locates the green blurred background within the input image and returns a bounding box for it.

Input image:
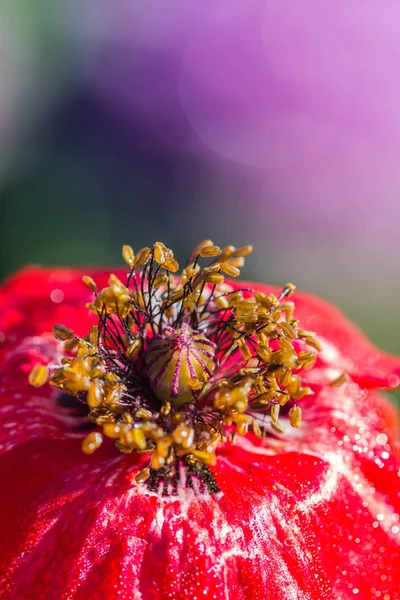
[0,1,399,403]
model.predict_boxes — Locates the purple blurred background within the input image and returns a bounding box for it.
[1,0,400,355]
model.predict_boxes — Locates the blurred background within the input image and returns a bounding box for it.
[1,0,399,372]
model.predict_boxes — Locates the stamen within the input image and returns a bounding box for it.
[29,240,333,492]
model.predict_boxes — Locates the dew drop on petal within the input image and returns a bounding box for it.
[376,433,388,445]
[387,373,400,388]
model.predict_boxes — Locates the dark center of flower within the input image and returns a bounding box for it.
[29,240,323,493]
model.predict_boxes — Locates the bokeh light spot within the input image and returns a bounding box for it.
[50,289,64,303]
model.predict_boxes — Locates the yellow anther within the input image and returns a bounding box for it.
[202,272,225,285]
[153,241,168,264]
[52,324,74,341]
[271,420,285,434]
[122,244,135,267]
[199,245,222,258]
[237,338,252,361]
[28,364,49,388]
[270,404,280,422]
[103,423,123,439]
[163,257,179,273]
[135,408,153,420]
[187,378,203,390]
[329,373,349,387]
[282,282,296,297]
[134,247,151,267]
[82,432,103,454]
[194,240,214,254]
[82,275,98,293]
[160,401,171,416]
[87,381,104,408]
[219,263,240,277]
[126,339,142,359]
[135,468,150,483]
[131,427,147,450]
[257,345,271,363]
[289,406,302,428]
[232,245,253,257]
[89,325,99,346]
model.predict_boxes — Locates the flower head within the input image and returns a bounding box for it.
[0,243,399,599]
[30,241,321,492]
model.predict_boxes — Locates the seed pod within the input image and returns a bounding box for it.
[144,324,217,407]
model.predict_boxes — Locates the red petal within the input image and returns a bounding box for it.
[0,422,399,599]
[0,267,112,348]
[0,268,399,598]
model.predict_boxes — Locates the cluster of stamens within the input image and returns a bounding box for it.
[29,240,322,488]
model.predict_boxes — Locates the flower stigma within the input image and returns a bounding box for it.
[30,241,323,493]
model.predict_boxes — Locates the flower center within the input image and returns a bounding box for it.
[29,240,324,492]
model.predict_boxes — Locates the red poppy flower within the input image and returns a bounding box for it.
[0,242,399,600]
